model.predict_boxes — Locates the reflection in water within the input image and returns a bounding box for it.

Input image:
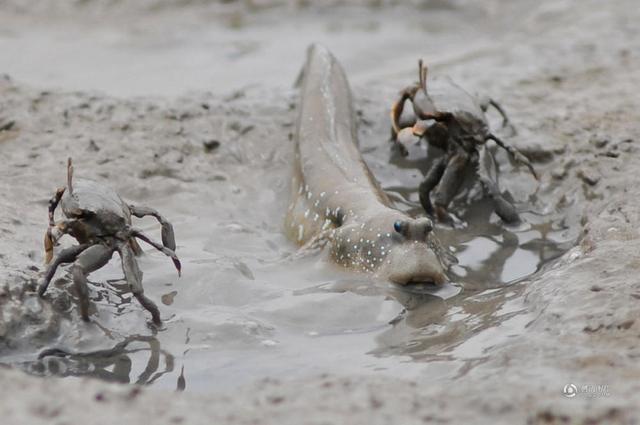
[5,110,577,390]
[372,284,526,363]
[355,141,578,364]
[177,365,186,391]
[21,335,175,386]
[17,143,576,389]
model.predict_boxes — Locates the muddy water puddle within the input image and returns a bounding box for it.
[0,3,581,392]
[7,129,578,392]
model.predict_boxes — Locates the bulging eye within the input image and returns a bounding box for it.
[393,221,403,234]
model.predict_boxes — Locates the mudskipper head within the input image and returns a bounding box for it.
[330,212,452,285]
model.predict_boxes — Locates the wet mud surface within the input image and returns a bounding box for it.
[1,0,640,423]
[0,76,577,390]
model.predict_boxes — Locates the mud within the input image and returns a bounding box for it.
[1,0,640,423]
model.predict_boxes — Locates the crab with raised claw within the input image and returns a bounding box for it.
[390,60,538,224]
[40,158,181,325]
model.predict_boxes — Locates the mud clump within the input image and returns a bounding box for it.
[0,274,63,353]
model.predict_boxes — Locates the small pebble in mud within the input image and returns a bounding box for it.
[598,150,619,158]
[239,125,254,135]
[590,136,609,149]
[87,139,100,152]
[161,290,178,306]
[549,75,564,84]
[128,386,142,399]
[619,139,636,153]
[233,260,255,280]
[617,320,634,330]
[0,120,15,131]
[208,174,227,182]
[267,395,285,405]
[203,139,221,152]
[229,121,254,135]
[577,169,600,186]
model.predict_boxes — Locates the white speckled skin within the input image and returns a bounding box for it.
[285,44,450,285]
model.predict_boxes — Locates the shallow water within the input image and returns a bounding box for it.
[7,117,578,393]
[0,2,581,392]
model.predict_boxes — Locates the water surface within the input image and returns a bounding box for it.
[0,2,579,392]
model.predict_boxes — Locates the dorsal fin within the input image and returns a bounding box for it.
[67,157,74,194]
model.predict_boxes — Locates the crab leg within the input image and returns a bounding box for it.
[432,151,470,221]
[480,98,514,132]
[118,243,161,325]
[39,243,90,296]
[477,173,520,224]
[70,244,115,321]
[130,228,181,276]
[128,205,176,251]
[129,238,144,256]
[487,133,538,180]
[418,156,447,215]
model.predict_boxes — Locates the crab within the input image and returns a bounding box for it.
[390,60,538,224]
[40,158,181,325]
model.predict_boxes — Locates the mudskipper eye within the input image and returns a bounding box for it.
[393,221,403,234]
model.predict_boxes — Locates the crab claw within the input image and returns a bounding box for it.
[44,224,66,264]
[161,222,177,252]
[172,257,182,277]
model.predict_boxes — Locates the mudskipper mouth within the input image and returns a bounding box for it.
[381,246,449,286]
[390,271,448,286]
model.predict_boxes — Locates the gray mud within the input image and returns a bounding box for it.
[1,0,640,423]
